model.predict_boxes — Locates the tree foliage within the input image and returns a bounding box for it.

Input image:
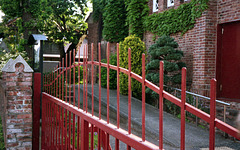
[0,0,89,58]
[146,36,186,99]
[92,0,105,21]
[102,0,128,42]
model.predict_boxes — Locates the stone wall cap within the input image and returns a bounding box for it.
[1,58,13,72]
[1,55,33,73]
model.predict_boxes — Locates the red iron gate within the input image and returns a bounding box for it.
[41,43,240,150]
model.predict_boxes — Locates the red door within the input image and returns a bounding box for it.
[217,21,240,101]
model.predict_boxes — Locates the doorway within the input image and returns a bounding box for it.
[216,21,240,101]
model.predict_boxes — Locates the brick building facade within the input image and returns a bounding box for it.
[145,0,240,103]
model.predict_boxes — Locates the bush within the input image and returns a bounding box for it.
[119,35,146,99]
[146,36,186,107]
[101,54,117,89]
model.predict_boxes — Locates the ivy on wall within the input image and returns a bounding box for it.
[144,0,209,37]
[125,0,149,39]
[102,0,128,43]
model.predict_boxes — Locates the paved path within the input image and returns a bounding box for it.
[75,84,240,150]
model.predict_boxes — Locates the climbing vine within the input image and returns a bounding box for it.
[125,0,149,39]
[144,0,208,37]
[102,0,128,42]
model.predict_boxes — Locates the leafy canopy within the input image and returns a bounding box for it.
[0,0,89,58]
[39,0,88,45]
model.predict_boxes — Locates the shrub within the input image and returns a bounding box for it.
[119,35,146,99]
[101,54,117,89]
[146,36,186,107]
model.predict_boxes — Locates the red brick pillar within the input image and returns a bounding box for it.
[1,55,33,149]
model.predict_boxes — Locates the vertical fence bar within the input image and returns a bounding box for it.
[69,51,72,150]
[81,118,89,150]
[91,124,94,150]
[51,102,53,148]
[65,54,68,149]
[73,49,76,106]
[91,43,94,116]
[223,105,226,137]
[116,43,120,150]
[181,68,186,150]
[65,54,68,102]
[83,45,86,111]
[61,104,64,149]
[51,69,53,96]
[41,95,45,149]
[59,62,61,99]
[196,97,199,126]
[62,58,64,101]
[210,79,216,150]
[73,113,76,150]
[98,128,101,150]
[159,61,164,149]
[33,73,41,150]
[56,65,58,98]
[106,133,110,150]
[128,48,131,135]
[127,48,131,150]
[142,54,146,142]
[107,42,110,123]
[78,47,81,109]
[77,47,81,150]
[69,51,72,105]
[117,43,120,128]
[115,138,119,150]
[98,42,102,119]
[57,105,61,147]
[53,67,55,97]
[54,104,56,147]
[73,49,76,149]
[86,45,88,112]
[77,116,80,150]
[56,67,59,146]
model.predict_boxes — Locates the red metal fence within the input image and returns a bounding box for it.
[42,43,240,150]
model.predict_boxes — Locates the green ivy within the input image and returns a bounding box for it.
[102,0,128,42]
[125,0,149,39]
[119,35,146,99]
[144,0,208,37]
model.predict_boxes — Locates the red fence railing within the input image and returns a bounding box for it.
[42,42,240,150]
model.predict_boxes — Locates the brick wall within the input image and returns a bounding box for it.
[145,0,240,96]
[145,0,240,128]
[1,55,33,150]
